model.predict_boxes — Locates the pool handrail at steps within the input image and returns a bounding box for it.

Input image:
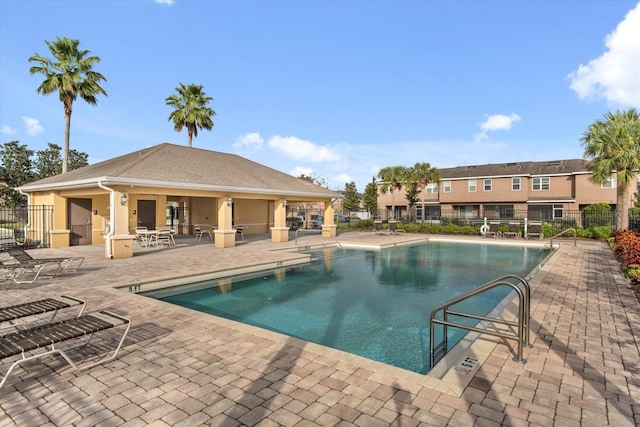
[429,275,532,368]
[547,228,577,249]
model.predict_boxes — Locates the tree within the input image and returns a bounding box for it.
[581,108,640,231]
[363,177,378,215]
[34,143,89,179]
[29,36,107,173]
[166,83,216,147]
[406,162,440,222]
[342,181,360,212]
[0,141,35,206]
[403,182,420,221]
[377,165,407,220]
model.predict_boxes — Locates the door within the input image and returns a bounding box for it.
[68,198,92,246]
[137,200,156,230]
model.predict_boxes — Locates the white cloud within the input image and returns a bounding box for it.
[567,2,640,107]
[289,166,314,177]
[232,132,264,150]
[1,125,17,135]
[154,0,174,5]
[335,173,352,184]
[22,117,44,136]
[267,135,341,162]
[475,113,521,141]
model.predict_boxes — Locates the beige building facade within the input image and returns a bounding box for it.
[377,159,628,224]
[18,143,341,259]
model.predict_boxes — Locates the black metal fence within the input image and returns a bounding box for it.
[336,208,618,230]
[0,205,54,249]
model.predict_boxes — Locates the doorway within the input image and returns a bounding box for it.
[68,198,92,246]
[137,200,156,230]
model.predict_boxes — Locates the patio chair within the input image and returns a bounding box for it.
[373,220,384,235]
[156,228,175,247]
[0,309,131,390]
[1,295,85,331]
[388,221,405,235]
[194,225,211,241]
[134,227,149,247]
[235,225,245,241]
[526,222,543,240]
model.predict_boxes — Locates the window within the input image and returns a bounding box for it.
[468,179,477,192]
[443,181,451,193]
[484,204,514,219]
[532,177,550,190]
[425,182,438,194]
[512,177,521,191]
[553,204,563,219]
[602,175,617,188]
[484,179,492,191]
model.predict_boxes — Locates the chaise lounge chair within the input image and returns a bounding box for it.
[1,295,86,331]
[0,308,131,389]
[2,248,84,277]
[526,222,543,240]
[502,222,521,239]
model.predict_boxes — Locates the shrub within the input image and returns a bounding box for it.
[444,224,461,234]
[589,225,612,240]
[612,230,640,268]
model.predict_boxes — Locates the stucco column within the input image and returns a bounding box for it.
[49,193,71,248]
[214,196,236,248]
[271,199,289,242]
[108,190,134,259]
[321,201,336,238]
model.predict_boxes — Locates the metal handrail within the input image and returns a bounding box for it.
[549,228,577,249]
[429,275,532,368]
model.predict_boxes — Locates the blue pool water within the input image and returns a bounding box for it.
[145,241,548,373]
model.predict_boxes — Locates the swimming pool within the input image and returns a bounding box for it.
[143,241,549,374]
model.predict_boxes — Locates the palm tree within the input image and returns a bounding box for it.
[581,108,640,232]
[377,165,407,220]
[29,36,107,173]
[166,83,216,147]
[408,162,440,222]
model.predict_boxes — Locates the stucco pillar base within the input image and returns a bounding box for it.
[106,235,134,259]
[49,229,71,248]
[271,227,290,243]
[214,229,236,248]
[322,224,337,238]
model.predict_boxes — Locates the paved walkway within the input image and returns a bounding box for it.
[0,232,639,426]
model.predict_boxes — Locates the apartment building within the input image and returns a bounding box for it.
[377,159,627,224]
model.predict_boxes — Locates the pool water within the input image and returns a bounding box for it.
[146,242,548,373]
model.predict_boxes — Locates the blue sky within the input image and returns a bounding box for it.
[1,0,639,192]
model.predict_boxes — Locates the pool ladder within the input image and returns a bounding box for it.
[429,275,532,368]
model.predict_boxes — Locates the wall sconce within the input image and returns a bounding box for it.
[120,192,128,206]
[227,197,233,207]
[283,199,288,207]
[92,210,98,215]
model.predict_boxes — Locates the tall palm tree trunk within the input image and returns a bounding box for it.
[63,110,72,173]
[617,184,630,231]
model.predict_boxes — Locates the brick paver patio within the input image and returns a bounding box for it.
[0,232,638,426]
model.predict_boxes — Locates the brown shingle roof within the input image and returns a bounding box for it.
[20,143,339,198]
[439,159,589,179]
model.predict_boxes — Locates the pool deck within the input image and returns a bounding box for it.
[1,232,639,426]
